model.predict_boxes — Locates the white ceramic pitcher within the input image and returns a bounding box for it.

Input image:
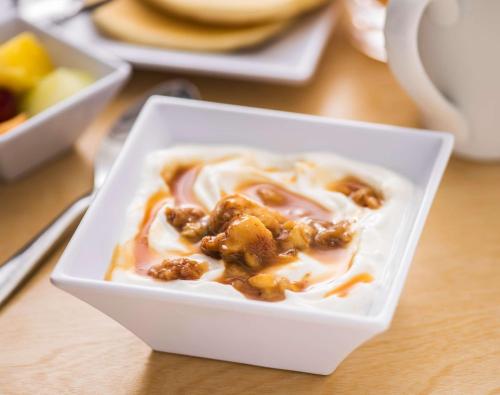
[385,0,500,160]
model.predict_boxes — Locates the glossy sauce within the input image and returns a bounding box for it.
[324,272,374,298]
[167,166,201,207]
[112,164,370,302]
[104,245,122,281]
[240,183,331,221]
[133,190,169,274]
[129,166,204,275]
[306,248,355,285]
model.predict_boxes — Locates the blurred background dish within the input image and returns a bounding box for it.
[50,1,338,84]
[91,0,331,53]
[344,0,387,61]
[143,0,328,26]
[92,0,291,52]
[0,16,129,180]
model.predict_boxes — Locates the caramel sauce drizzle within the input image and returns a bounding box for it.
[240,182,331,221]
[104,245,122,281]
[134,166,206,274]
[306,248,356,286]
[111,163,373,302]
[324,273,374,298]
[133,190,169,274]
[167,166,202,207]
[329,176,383,209]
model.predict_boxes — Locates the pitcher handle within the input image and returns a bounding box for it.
[385,0,468,143]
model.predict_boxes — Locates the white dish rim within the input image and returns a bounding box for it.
[51,97,454,329]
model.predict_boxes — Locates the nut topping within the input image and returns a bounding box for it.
[148,258,208,281]
[165,206,208,242]
[163,189,354,301]
[166,206,205,230]
[331,176,383,209]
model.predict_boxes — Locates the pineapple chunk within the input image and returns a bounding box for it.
[21,68,94,116]
[0,32,54,93]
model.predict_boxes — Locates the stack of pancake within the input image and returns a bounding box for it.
[93,0,330,52]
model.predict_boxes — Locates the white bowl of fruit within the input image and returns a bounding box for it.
[0,16,130,180]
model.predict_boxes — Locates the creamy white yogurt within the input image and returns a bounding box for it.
[109,145,413,314]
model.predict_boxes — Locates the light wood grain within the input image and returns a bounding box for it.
[0,17,499,395]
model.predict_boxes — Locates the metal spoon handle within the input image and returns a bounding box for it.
[53,0,114,25]
[0,81,200,307]
[81,0,113,13]
[0,193,92,305]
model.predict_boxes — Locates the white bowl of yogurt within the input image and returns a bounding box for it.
[51,97,453,375]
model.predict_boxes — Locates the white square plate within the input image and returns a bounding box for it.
[56,5,338,84]
[52,98,453,374]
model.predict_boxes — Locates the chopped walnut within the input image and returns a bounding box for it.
[247,273,307,301]
[148,258,208,281]
[256,186,286,206]
[203,200,352,271]
[165,206,209,242]
[200,233,225,259]
[312,220,352,248]
[160,187,354,302]
[331,176,383,209]
[289,222,316,249]
[208,194,285,236]
[351,188,381,209]
[202,214,279,270]
[278,221,316,251]
[180,216,209,242]
[219,214,278,269]
[208,194,247,233]
[165,206,205,229]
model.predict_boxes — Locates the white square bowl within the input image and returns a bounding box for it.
[0,16,131,181]
[56,4,337,84]
[51,97,453,375]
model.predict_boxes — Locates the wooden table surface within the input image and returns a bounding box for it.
[0,18,499,395]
